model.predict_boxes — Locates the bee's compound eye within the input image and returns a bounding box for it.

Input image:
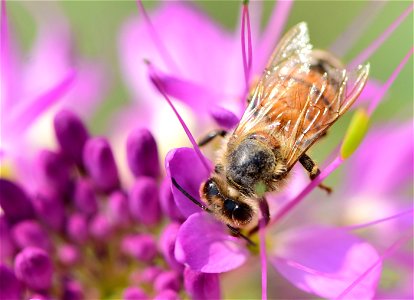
[224,199,238,212]
[205,179,219,196]
[224,199,252,224]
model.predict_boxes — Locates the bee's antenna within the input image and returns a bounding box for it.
[171,178,210,212]
[227,225,256,246]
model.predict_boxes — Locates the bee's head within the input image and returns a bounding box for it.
[200,177,255,228]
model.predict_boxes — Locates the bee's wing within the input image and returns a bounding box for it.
[283,63,370,168]
[234,22,370,169]
[235,22,312,136]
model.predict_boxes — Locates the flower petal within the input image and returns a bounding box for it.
[271,226,381,299]
[175,212,248,273]
[165,148,210,218]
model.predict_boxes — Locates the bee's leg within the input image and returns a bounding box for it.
[248,198,270,236]
[299,153,332,194]
[227,225,256,246]
[198,129,227,147]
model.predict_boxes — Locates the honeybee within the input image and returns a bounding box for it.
[173,22,369,234]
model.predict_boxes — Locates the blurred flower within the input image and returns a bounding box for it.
[0,2,106,180]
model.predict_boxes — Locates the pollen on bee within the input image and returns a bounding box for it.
[254,181,267,197]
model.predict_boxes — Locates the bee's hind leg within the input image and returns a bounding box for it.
[198,129,227,147]
[299,153,332,194]
[248,198,270,236]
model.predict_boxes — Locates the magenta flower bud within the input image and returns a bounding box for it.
[153,289,179,300]
[0,179,34,224]
[12,220,51,251]
[37,150,72,197]
[107,191,130,227]
[129,177,161,226]
[0,265,22,300]
[130,266,163,284]
[160,179,184,222]
[57,244,79,266]
[159,223,183,271]
[210,106,239,130]
[54,109,89,166]
[154,271,181,293]
[126,128,160,178]
[0,216,15,261]
[32,195,66,232]
[73,179,98,217]
[122,287,148,300]
[89,214,112,240]
[14,247,53,291]
[62,279,84,300]
[121,234,157,263]
[184,267,221,300]
[83,137,120,193]
[67,214,88,244]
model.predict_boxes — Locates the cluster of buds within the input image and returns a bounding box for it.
[0,110,219,299]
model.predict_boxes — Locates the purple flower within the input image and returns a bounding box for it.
[14,247,53,292]
[121,234,158,263]
[0,179,35,224]
[0,264,22,300]
[123,287,148,300]
[184,267,221,300]
[11,220,51,252]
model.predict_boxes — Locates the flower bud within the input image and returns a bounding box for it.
[32,194,66,232]
[126,128,160,178]
[121,234,157,263]
[54,109,89,166]
[73,179,98,217]
[14,247,53,291]
[89,214,112,240]
[159,179,184,222]
[184,267,221,300]
[0,179,34,224]
[12,220,51,251]
[67,214,88,244]
[210,106,239,130]
[36,150,72,197]
[0,264,22,300]
[129,177,161,226]
[83,137,119,193]
[0,216,15,261]
[153,289,179,300]
[107,191,130,227]
[131,266,162,284]
[122,287,148,300]
[154,271,181,293]
[159,223,183,271]
[57,244,79,266]
[62,278,84,300]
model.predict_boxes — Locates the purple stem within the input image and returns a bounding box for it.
[343,207,413,231]
[136,0,181,74]
[349,3,413,69]
[259,217,267,300]
[270,156,343,226]
[147,63,211,173]
[367,47,413,115]
[335,233,413,300]
[241,2,253,108]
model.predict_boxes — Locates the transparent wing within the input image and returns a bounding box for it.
[234,22,370,169]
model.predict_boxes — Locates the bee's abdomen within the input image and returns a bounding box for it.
[227,138,276,193]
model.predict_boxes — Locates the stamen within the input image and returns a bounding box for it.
[241,1,253,106]
[335,233,413,300]
[257,0,293,70]
[270,156,343,226]
[136,0,181,74]
[367,47,413,115]
[329,1,386,57]
[147,62,211,173]
[343,208,413,231]
[349,3,413,69]
[259,217,268,300]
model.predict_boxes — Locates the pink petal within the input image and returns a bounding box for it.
[175,212,248,273]
[271,226,381,299]
[165,148,211,218]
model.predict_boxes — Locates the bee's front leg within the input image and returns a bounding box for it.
[299,153,332,194]
[198,129,227,147]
